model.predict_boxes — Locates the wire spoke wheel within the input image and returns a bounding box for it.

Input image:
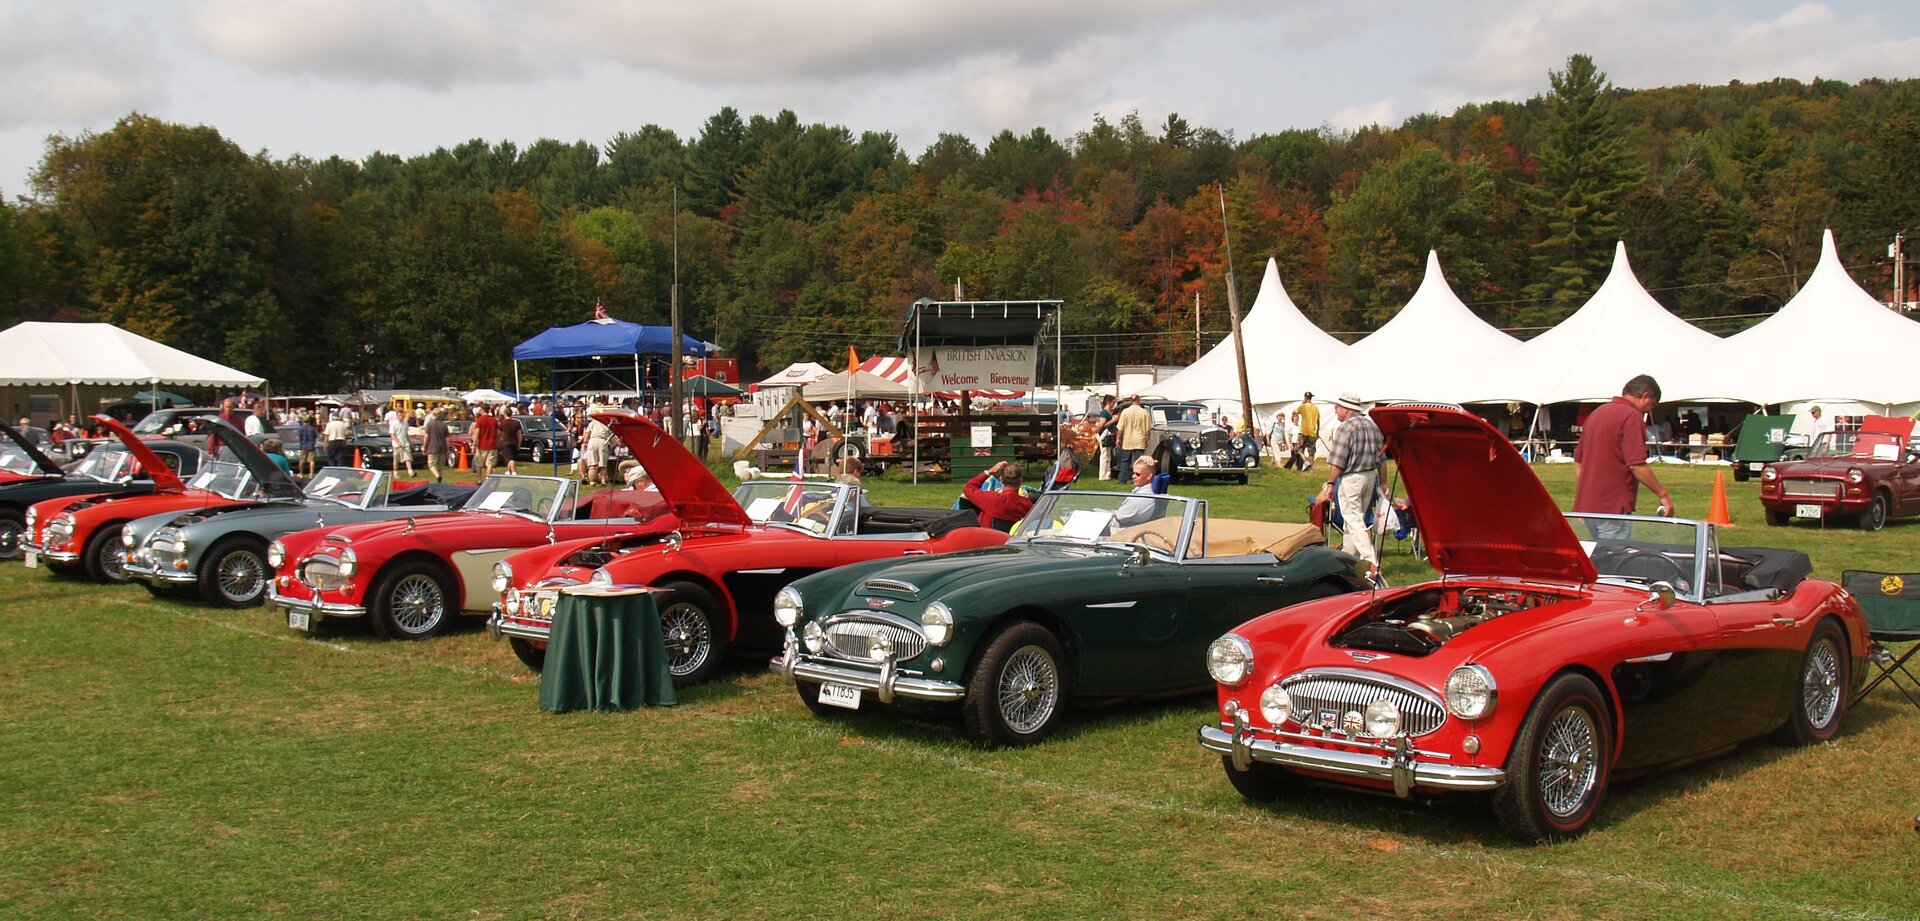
[0,517,23,561]
[1538,706,1601,819]
[389,574,446,634]
[996,645,1060,735]
[661,601,712,677]
[216,550,266,603]
[1800,635,1843,731]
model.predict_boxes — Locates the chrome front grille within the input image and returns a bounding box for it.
[1200,430,1232,452]
[1781,479,1841,499]
[1280,670,1447,737]
[823,615,927,662]
[300,556,346,591]
[146,528,186,567]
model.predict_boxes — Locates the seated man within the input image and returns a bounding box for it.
[1114,456,1167,527]
[962,460,1033,531]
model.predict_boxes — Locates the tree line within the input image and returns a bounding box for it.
[0,55,1914,393]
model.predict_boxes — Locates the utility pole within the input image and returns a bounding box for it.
[1217,184,1254,437]
[1892,231,1908,311]
[1193,290,1202,361]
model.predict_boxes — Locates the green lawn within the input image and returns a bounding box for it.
[2,462,1916,919]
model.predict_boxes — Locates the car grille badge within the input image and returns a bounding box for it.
[865,597,893,608]
[1346,650,1390,663]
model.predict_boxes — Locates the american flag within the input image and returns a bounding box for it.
[593,299,608,320]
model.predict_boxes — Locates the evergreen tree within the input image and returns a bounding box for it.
[1525,54,1643,309]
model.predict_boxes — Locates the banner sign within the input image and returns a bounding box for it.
[913,345,1037,393]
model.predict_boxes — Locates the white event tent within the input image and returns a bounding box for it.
[754,362,832,388]
[1461,242,1726,405]
[0,321,264,388]
[1306,251,1520,405]
[1666,230,1920,413]
[1150,258,1348,410]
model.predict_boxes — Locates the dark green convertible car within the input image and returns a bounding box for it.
[775,489,1367,747]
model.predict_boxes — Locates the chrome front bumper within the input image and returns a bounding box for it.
[486,604,551,642]
[268,588,368,620]
[1197,712,1506,796]
[22,540,78,563]
[124,560,198,584]
[776,633,965,704]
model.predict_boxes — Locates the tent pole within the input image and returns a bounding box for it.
[513,359,520,398]
[912,310,921,485]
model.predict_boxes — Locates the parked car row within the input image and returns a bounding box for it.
[0,406,1872,843]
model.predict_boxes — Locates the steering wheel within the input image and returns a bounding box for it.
[1607,548,1688,587]
[534,498,554,517]
[797,498,836,529]
[1136,529,1176,553]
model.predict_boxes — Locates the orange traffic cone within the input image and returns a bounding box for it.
[353,447,364,468]
[1706,470,1732,526]
[458,443,471,471]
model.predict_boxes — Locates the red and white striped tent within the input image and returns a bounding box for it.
[858,356,1021,400]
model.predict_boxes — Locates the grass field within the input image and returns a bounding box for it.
[2,461,1917,920]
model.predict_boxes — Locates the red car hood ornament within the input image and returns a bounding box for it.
[596,411,750,530]
[1372,404,1596,585]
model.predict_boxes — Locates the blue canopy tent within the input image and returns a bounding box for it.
[511,319,714,399]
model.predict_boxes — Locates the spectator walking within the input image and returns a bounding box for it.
[471,406,500,479]
[1089,395,1117,479]
[1114,395,1151,479]
[584,413,613,485]
[385,406,415,477]
[1291,392,1321,472]
[962,460,1033,531]
[423,408,450,483]
[1266,410,1291,468]
[322,411,352,470]
[496,407,522,475]
[1317,393,1385,585]
[296,413,318,477]
[1574,374,1673,541]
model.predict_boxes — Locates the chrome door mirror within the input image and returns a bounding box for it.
[1645,581,1676,610]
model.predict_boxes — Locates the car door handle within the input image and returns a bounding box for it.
[902,550,929,556]
[1771,616,1796,627]
[1255,575,1287,584]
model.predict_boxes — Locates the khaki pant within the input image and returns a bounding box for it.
[1337,469,1380,571]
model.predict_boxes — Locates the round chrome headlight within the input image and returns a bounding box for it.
[266,540,285,569]
[773,586,803,627]
[1259,683,1293,725]
[1847,467,1864,484]
[490,560,513,595]
[24,508,36,530]
[1445,665,1498,720]
[920,602,954,646]
[803,620,826,654]
[337,547,358,577]
[1761,466,1778,482]
[121,529,137,547]
[1364,699,1402,738]
[589,567,612,586]
[1206,634,1254,687]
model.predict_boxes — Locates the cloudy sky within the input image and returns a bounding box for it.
[2,0,1916,197]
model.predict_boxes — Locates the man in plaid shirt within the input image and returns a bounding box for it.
[1318,393,1385,585]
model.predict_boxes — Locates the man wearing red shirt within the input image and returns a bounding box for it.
[963,461,1033,531]
[1574,374,1673,540]
[471,408,500,478]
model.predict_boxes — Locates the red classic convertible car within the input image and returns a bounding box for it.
[1200,404,1868,842]
[2,418,205,563]
[269,412,705,640]
[489,459,1008,685]
[23,417,270,582]
[1759,416,1919,530]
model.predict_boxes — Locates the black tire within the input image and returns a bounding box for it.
[1493,673,1612,843]
[1235,473,1250,485]
[962,621,1066,748]
[1859,493,1889,532]
[832,439,865,468]
[1765,509,1790,527]
[0,508,23,561]
[1777,620,1849,745]
[657,581,726,687]
[1156,449,1177,484]
[1221,755,1297,802]
[197,537,271,607]
[508,637,546,673]
[530,442,546,464]
[1733,466,1749,482]
[368,560,455,640]
[82,523,130,584]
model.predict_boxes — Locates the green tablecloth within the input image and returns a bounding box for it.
[539,586,677,711]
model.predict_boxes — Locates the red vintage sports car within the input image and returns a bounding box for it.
[23,416,275,582]
[488,441,1009,685]
[269,412,704,640]
[2,418,205,563]
[1759,415,1919,530]
[1199,403,1868,843]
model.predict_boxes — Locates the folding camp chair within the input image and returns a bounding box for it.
[1841,570,1920,711]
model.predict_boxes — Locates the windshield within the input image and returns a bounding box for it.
[1012,490,1199,557]
[1565,513,1711,600]
[466,475,568,519]
[70,445,135,482]
[0,445,43,475]
[732,480,853,534]
[303,468,383,508]
[518,415,560,433]
[352,424,387,439]
[186,460,256,499]
[1808,430,1911,461]
[131,412,174,435]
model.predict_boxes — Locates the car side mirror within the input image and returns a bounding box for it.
[1120,544,1150,572]
[1646,581,1676,610]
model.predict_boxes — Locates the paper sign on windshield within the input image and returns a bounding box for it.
[478,491,512,510]
[1061,509,1115,540]
[745,496,783,521]
[1873,443,1899,460]
[310,476,340,494]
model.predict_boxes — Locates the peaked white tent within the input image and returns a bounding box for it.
[754,362,832,388]
[1669,230,1920,410]
[1307,251,1519,404]
[1462,243,1726,404]
[0,321,264,387]
[1150,258,1348,407]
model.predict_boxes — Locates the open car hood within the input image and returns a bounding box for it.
[196,415,304,499]
[92,414,187,493]
[1372,404,1596,585]
[597,411,750,530]
[0,419,65,475]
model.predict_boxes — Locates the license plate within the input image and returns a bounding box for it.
[1748,462,1766,471]
[1795,503,1823,519]
[817,682,862,710]
[287,609,312,632]
[1194,455,1214,468]
[22,551,36,569]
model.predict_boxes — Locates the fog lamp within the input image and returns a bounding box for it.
[1259,683,1293,725]
[1364,699,1402,738]
[803,621,826,654]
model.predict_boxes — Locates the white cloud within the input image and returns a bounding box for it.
[1328,97,1397,130]
[188,0,546,88]
[0,1,160,127]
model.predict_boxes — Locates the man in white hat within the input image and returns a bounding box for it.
[1318,392,1385,585]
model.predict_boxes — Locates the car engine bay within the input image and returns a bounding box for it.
[1332,585,1570,656]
